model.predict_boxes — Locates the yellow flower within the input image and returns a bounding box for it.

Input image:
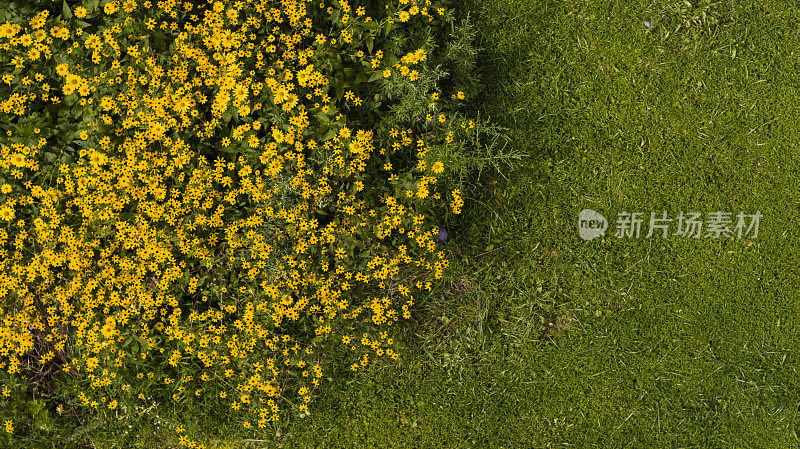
[274,87,288,103]
[80,131,88,140]
[74,6,88,18]
[383,69,391,78]
[451,189,463,214]
[122,0,137,13]
[9,153,24,167]
[85,357,99,370]
[65,74,81,90]
[431,161,444,174]
[1,184,10,194]
[221,30,235,48]
[101,318,116,339]
[0,207,13,221]
[233,85,248,101]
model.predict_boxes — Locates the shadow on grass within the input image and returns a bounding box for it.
[391,0,591,356]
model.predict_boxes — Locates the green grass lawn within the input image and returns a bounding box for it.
[63,1,800,447]
[248,1,800,447]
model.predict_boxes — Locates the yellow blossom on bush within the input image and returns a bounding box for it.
[104,1,119,15]
[451,189,464,214]
[9,153,24,167]
[0,0,490,443]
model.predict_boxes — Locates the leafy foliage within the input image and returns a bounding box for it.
[0,0,516,446]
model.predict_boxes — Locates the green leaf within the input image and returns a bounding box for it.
[135,335,148,352]
[365,36,374,53]
[86,0,99,13]
[62,0,72,19]
[315,111,329,124]
[153,31,168,52]
[383,22,396,37]
[322,128,337,141]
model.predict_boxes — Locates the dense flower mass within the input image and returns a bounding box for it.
[0,0,477,444]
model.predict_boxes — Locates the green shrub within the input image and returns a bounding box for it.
[0,0,517,446]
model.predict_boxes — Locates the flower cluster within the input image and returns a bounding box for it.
[451,189,464,215]
[0,0,476,445]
